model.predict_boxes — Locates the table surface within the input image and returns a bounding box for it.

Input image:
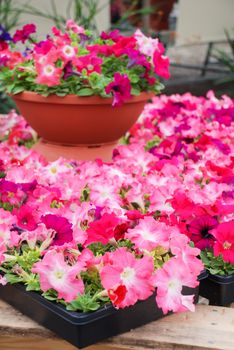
[0,300,233,350]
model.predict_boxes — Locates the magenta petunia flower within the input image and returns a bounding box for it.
[187,215,218,250]
[153,51,170,79]
[105,72,131,107]
[13,24,36,43]
[34,39,54,55]
[41,214,73,246]
[100,29,121,42]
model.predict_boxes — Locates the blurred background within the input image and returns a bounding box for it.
[0,0,234,113]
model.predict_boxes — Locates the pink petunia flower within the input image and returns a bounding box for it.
[0,238,6,264]
[105,73,131,107]
[32,250,85,302]
[153,51,170,79]
[154,257,198,314]
[0,275,7,285]
[66,20,85,34]
[211,221,234,264]
[16,204,38,231]
[134,29,163,58]
[36,61,62,86]
[76,54,102,75]
[125,216,170,251]
[100,247,154,308]
[169,232,204,277]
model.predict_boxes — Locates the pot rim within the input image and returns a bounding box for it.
[208,273,234,283]
[11,91,154,105]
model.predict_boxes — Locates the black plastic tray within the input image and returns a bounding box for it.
[0,282,200,348]
[199,273,234,306]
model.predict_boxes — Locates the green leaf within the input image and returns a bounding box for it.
[11,86,25,95]
[67,293,100,312]
[76,88,94,96]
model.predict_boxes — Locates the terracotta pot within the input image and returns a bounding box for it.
[12,91,152,146]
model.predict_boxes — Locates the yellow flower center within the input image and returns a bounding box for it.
[54,271,64,279]
[223,241,232,250]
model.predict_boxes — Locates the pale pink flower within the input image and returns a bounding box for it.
[66,20,85,34]
[134,29,162,58]
[154,258,198,314]
[0,238,6,264]
[89,180,121,207]
[0,223,19,247]
[32,250,85,302]
[0,275,7,285]
[100,247,154,308]
[169,232,204,277]
[125,217,170,251]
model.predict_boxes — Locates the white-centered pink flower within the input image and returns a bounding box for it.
[100,247,154,308]
[36,62,62,86]
[32,250,85,302]
[125,217,170,251]
[154,257,198,314]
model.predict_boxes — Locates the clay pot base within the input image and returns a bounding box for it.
[33,140,117,162]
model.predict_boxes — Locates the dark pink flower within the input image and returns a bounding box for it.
[16,205,38,231]
[34,39,54,55]
[85,213,120,246]
[125,48,150,70]
[13,24,36,43]
[211,221,234,264]
[76,54,102,75]
[105,73,131,107]
[187,215,218,250]
[100,29,122,42]
[153,51,170,79]
[41,214,73,246]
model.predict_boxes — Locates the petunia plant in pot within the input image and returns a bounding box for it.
[0,21,170,161]
[188,219,234,306]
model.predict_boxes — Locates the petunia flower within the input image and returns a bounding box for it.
[100,247,154,308]
[105,72,131,107]
[13,23,36,43]
[16,204,38,231]
[125,216,170,252]
[153,51,170,79]
[211,221,234,264]
[35,61,62,86]
[0,237,6,264]
[154,257,198,314]
[32,250,85,302]
[85,213,120,246]
[0,25,12,42]
[41,214,73,246]
[76,54,102,75]
[186,215,218,249]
